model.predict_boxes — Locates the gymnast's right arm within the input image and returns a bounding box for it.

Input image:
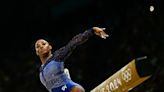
[53,27,109,62]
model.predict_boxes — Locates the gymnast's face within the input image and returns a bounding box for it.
[35,39,52,56]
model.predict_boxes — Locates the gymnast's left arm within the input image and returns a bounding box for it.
[54,27,109,61]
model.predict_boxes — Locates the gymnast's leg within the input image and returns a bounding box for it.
[70,86,85,92]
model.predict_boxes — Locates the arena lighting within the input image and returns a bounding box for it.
[91,56,157,92]
[150,5,154,12]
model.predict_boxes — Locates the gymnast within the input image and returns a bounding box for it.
[34,27,109,92]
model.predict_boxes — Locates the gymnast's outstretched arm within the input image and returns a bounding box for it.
[54,27,109,61]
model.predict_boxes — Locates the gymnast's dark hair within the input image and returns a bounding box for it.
[31,36,54,51]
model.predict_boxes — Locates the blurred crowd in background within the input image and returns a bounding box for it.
[0,0,164,92]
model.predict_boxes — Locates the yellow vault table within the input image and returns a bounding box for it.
[90,56,157,92]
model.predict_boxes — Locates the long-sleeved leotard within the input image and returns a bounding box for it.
[39,29,94,92]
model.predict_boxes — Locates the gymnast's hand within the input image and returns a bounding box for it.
[92,27,109,39]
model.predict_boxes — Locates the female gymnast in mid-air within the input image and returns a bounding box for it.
[34,27,109,92]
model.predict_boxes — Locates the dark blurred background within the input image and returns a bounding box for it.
[0,0,164,92]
